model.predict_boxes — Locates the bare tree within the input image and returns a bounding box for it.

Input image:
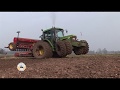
[96,48,102,54]
[102,48,107,54]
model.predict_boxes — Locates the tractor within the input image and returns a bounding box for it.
[5,27,89,59]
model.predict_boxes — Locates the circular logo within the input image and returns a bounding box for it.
[17,62,26,71]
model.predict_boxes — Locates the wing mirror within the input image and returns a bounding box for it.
[65,29,68,33]
[39,35,43,38]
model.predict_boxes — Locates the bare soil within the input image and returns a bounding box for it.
[0,54,120,78]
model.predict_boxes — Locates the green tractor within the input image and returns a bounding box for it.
[32,27,89,59]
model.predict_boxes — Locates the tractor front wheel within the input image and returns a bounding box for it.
[73,42,89,55]
[82,42,89,54]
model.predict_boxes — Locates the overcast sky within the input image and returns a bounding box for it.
[0,12,120,51]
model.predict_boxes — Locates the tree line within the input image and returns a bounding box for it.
[88,48,120,54]
[0,48,6,54]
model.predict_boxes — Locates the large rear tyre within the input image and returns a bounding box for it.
[8,42,16,51]
[55,41,67,58]
[32,41,53,59]
[63,40,72,55]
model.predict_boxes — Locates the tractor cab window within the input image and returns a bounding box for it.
[56,30,64,37]
[44,31,52,38]
[44,31,54,41]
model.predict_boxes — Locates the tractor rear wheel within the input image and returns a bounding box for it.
[32,41,53,59]
[52,52,60,58]
[55,41,67,58]
[63,40,72,55]
[8,42,16,51]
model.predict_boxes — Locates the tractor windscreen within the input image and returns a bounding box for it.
[56,29,64,37]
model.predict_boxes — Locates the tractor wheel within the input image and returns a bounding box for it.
[73,42,89,55]
[63,40,72,55]
[32,41,53,59]
[55,41,67,58]
[82,42,89,54]
[8,42,16,51]
[73,47,83,55]
[52,52,60,58]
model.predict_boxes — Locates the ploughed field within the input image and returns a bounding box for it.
[0,54,120,78]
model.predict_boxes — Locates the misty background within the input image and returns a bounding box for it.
[0,12,120,52]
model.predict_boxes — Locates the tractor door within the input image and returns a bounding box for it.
[44,30,54,45]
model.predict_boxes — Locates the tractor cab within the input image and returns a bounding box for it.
[40,27,64,42]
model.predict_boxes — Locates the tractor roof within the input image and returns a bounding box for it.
[43,27,63,33]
